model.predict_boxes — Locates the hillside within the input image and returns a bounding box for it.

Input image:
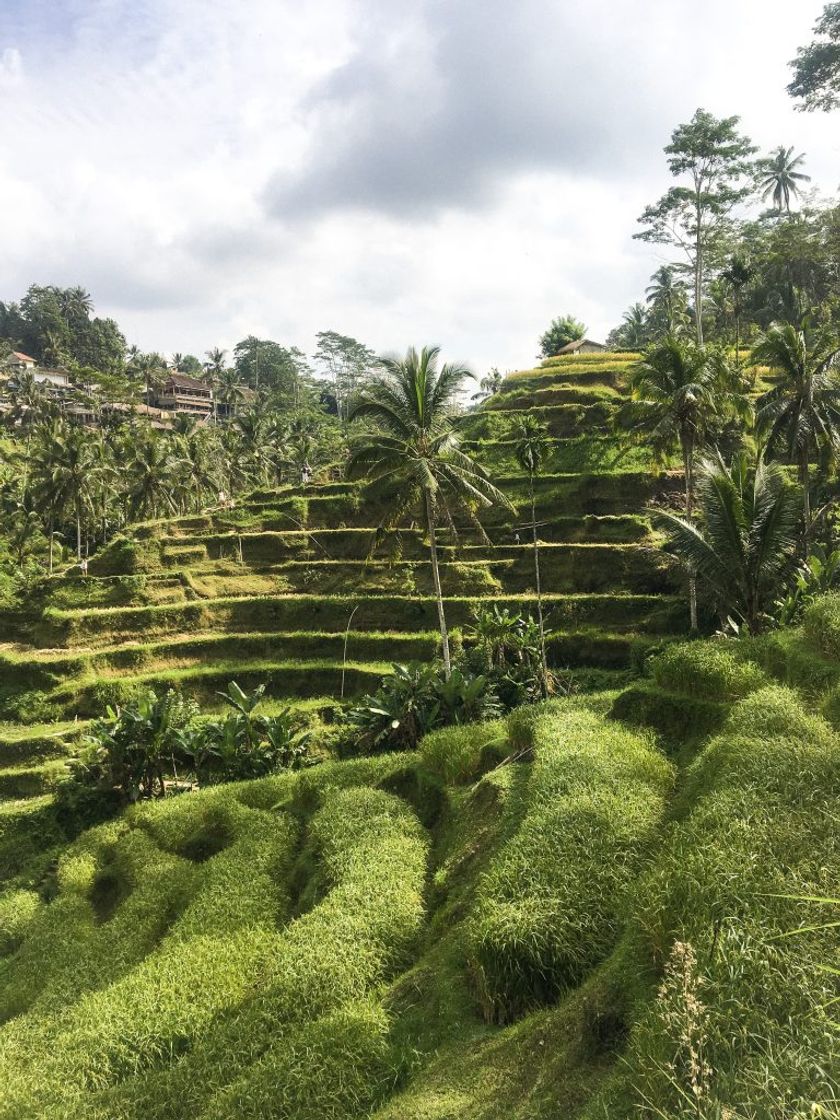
[0,350,836,1117]
[0,630,838,1117]
[0,352,684,801]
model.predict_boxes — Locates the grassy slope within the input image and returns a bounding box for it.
[0,656,837,1118]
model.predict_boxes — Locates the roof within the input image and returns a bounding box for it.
[163,373,213,392]
[10,351,37,363]
[555,338,607,355]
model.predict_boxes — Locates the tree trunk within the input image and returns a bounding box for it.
[683,439,698,631]
[76,508,82,562]
[530,473,548,690]
[801,449,811,544]
[734,304,740,366]
[425,489,452,680]
[694,198,704,346]
[48,511,54,576]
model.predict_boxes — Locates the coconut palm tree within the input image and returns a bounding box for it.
[759,147,811,214]
[347,345,510,678]
[752,322,840,530]
[513,416,551,686]
[216,368,245,419]
[625,335,748,628]
[204,347,227,422]
[124,433,180,522]
[645,267,689,336]
[136,352,167,405]
[33,423,99,560]
[720,254,754,364]
[656,452,801,634]
[617,303,651,349]
[175,428,220,512]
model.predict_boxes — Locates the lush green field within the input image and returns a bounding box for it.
[0,637,837,1117]
[0,352,835,1115]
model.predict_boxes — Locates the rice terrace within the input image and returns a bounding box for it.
[0,2,838,1117]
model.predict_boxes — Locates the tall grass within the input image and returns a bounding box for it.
[467,701,672,1023]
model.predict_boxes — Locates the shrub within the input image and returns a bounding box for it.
[613,686,840,1117]
[803,591,840,659]
[651,640,767,701]
[0,783,427,1118]
[346,663,501,754]
[419,719,508,785]
[466,704,671,1023]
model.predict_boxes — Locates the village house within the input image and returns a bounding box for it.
[554,339,608,355]
[153,372,215,417]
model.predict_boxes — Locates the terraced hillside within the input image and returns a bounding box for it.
[0,628,837,1118]
[1,352,685,712]
[0,351,691,832]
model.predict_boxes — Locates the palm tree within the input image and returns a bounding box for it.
[645,267,688,336]
[656,452,801,634]
[8,371,52,502]
[720,254,754,364]
[513,416,551,687]
[124,434,180,521]
[618,303,651,349]
[216,368,245,419]
[471,367,504,402]
[177,429,220,511]
[135,352,167,406]
[625,335,747,628]
[752,322,840,530]
[347,345,510,679]
[34,424,99,560]
[759,147,811,214]
[204,347,227,423]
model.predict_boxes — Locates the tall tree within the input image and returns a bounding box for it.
[752,322,840,529]
[635,110,757,344]
[657,452,801,634]
[513,416,551,688]
[624,335,747,628]
[539,315,586,358]
[233,337,309,400]
[35,424,99,559]
[759,147,811,214]
[720,253,754,362]
[313,331,375,420]
[347,346,509,679]
[471,367,504,402]
[788,3,840,111]
[645,266,689,336]
[608,303,650,349]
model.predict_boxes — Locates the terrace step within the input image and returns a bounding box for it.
[34,592,687,649]
[0,760,70,800]
[46,658,393,717]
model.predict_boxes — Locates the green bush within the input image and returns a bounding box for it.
[0,782,428,1119]
[608,686,840,1117]
[467,703,671,1022]
[419,720,507,785]
[803,592,840,659]
[651,641,767,701]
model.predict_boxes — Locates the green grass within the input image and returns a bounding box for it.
[466,701,672,1023]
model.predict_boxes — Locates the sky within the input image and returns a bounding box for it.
[0,0,838,376]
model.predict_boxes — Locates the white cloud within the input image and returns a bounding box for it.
[0,0,837,374]
[0,46,23,87]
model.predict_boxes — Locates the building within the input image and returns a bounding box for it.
[33,368,71,390]
[0,354,71,393]
[5,351,37,370]
[153,373,214,417]
[554,339,608,356]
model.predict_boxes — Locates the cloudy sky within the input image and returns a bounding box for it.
[0,0,837,374]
